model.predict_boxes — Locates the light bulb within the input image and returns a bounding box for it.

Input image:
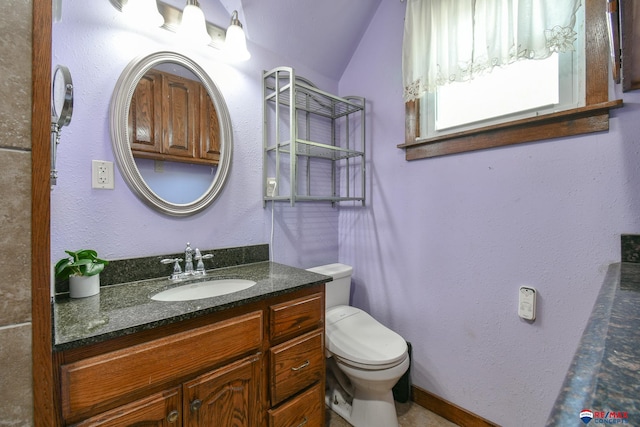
[122,0,164,27]
[178,3,212,45]
[223,11,250,62]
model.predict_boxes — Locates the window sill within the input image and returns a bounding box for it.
[398,99,623,161]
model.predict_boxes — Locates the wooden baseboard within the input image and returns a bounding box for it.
[411,385,500,427]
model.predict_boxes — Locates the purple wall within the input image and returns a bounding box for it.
[52,1,640,425]
[338,1,640,426]
[51,0,340,270]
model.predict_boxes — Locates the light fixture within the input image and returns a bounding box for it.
[121,0,164,27]
[223,10,251,62]
[177,0,212,45]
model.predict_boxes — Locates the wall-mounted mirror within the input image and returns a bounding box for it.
[110,51,232,216]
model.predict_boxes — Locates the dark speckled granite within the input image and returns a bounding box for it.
[546,262,640,425]
[55,244,269,295]
[621,234,640,263]
[53,261,330,351]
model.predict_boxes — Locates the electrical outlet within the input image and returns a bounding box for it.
[92,160,114,189]
[266,177,277,197]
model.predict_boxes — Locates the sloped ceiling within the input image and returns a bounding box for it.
[164,0,383,80]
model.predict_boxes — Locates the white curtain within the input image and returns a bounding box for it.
[403,0,582,101]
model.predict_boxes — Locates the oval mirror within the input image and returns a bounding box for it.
[110,51,232,216]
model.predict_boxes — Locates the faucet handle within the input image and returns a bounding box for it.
[161,258,183,281]
[194,249,213,275]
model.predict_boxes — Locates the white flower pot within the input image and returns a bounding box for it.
[69,274,100,298]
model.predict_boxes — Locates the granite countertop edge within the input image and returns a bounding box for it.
[53,261,330,352]
[546,262,640,425]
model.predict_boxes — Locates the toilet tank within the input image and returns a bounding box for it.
[306,263,353,309]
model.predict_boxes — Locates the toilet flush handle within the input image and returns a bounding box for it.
[291,360,310,371]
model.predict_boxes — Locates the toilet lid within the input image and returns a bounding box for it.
[326,306,408,367]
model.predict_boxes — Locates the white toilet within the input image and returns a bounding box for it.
[307,263,409,427]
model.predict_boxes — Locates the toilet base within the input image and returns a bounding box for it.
[350,388,399,427]
[327,355,410,427]
[326,367,353,421]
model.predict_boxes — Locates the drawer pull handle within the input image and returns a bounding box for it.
[190,399,202,412]
[296,417,308,427]
[291,360,310,371]
[167,410,179,423]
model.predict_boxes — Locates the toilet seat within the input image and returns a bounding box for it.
[326,305,408,370]
[334,352,409,371]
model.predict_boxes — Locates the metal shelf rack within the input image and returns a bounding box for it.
[262,66,366,206]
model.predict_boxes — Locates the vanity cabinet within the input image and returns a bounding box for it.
[72,355,261,427]
[267,292,325,427]
[129,69,220,166]
[55,285,325,427]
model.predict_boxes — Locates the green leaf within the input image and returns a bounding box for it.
[55,249,109,279]
[83,262,105,277]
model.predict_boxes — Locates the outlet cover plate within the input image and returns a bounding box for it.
[266,177,277,197]
[92,160,114,189]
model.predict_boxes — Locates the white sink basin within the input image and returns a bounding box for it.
[151,279,257,302]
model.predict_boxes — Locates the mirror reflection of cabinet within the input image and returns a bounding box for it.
[129,69,220,166]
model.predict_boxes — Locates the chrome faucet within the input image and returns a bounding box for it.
[161,243,213,281]
[184,242,194,275]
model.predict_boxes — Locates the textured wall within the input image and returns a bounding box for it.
[339,2,640,426]
[0,0,34,425]
[51,0,340,270]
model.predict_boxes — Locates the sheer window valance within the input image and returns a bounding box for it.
[402,0,582,102]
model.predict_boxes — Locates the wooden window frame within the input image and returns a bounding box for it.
[398,0,623,160]
[620,0,640,91]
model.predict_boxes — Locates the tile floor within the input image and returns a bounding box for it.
[325,401,460,427]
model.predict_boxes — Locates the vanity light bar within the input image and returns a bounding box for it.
[109,0,226,49]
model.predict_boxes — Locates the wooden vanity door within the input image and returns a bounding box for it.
[162,73,199,161]
[74,387,182,427]
[199,90,221,164]
[129,69,163,154]
[183,354,262,427]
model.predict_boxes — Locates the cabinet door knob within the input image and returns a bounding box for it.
[167,410,179,423]
[190,398,202,412]
[291,360,310,371]
[296,417,308,427]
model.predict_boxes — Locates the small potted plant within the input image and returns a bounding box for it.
[55,249,109,298]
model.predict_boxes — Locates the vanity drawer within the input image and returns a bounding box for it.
[269,292,324,343]
[269,330,324,405]
[61,311,263,422]
[268,382,324,427]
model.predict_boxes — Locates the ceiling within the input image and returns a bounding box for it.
[164,0,384,80]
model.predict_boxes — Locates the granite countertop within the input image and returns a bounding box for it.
[546,262,640,425]
[53,261,329,351]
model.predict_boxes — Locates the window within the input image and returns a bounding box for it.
[433,53,567,132]
[398,0,622,160]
